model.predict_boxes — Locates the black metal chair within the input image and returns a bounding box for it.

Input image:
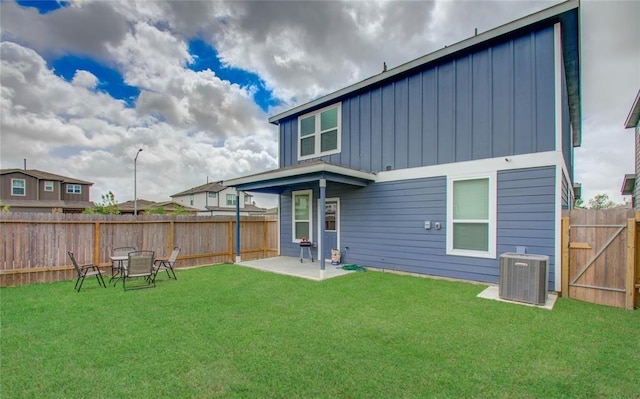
[123,250,155,291]
[153,247,180,282]
[68,252,106,292]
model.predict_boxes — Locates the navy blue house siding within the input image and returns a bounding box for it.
[279,26,559,172]
[279,166,557,287]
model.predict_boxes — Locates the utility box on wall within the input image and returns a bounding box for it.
[499,253,548,305]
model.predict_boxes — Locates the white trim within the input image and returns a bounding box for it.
[317,197,340,261]
[297,103,342,161]
[277,195,281,256]
[554,22,563,153]
[44,181,54,192]
[376,151,563,183]
[66,184,82,194]
[554,165,563,292]
[446,172,497,259]
[292,189,313,243]
[553,22,563,292]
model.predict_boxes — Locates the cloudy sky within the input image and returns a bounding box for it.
[1,0,638,208]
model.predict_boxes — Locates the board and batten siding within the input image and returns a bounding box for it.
[279,26,560,173]
[279,166,556,287]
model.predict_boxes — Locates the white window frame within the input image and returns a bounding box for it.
[297,103,341,160]
[208,192,216,198]
[292,189,313,243]
[44,181,54,192]
[66,184,81,194]
[11,179,25,196]
[226,194,236,206]
[446,172,497,259]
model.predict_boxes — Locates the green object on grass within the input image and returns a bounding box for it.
[339,264,367,271]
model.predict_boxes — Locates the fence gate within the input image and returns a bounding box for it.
[562,208,638,309]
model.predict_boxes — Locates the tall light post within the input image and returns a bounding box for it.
[134,148,143,216]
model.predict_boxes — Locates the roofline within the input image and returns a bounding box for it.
[224,162,376,187]
[625,90,640,129]
[268,0,579,125]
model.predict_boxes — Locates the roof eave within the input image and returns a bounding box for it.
[624,90,640,129]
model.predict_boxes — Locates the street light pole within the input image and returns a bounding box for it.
[134,148,143,216]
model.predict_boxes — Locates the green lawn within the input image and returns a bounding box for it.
[1,265,639,398]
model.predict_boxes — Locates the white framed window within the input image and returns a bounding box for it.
[298,103,341,160]
[446,172,496,259]
[245,195,251,204]
[226,194,236,206]
[189,194,194,206]
[66,184,81,194]
[11,179,25,196]
[44,181,54,191]
[292,190,312,243]
[208,192,216,198]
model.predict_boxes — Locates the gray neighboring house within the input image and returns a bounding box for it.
[0,168,94,213]
[621,89,640,208]
[226,0,581,292]
[171,181,266,216]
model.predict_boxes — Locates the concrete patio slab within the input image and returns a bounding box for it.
[477,285,558,310]
[236,256,355,281]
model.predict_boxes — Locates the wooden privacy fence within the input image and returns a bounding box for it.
[0,213,278,287]
[561,208,639,310]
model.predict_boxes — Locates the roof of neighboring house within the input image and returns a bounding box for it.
[268,0,581,146]
[171,181,227,197]
[0,169,93,185]
[625,90,640,129]
[117,199,199,213]
[0,199,94,210]
[204,203,266,213]
[621,174,636,196]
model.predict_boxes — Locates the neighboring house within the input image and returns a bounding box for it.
[171,181,266,216]
[226,0,581,292]
[0,168,94,213]
[117,199,199,215]
[621,90,640,208]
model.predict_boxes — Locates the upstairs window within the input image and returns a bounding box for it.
[298,103,341,160]
[189,194,194,206]
[11,179,25,196]
[44,181,54,191]
[66,184,81,194]
[226,194,236,206]
[208,192,216,198]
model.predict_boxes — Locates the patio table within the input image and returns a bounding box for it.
[109,255,128,285]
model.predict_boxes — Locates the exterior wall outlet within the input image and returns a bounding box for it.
[434,222,441,230]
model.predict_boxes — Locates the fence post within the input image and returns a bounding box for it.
[626,218,636,310]
[94,222,100,266]
[561,216,570,297]
[169,220,175,254]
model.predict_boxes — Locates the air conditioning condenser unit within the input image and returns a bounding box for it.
[499,253,548,305]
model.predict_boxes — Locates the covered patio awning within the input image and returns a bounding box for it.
[224,160,377,270]
[224,160,377,193]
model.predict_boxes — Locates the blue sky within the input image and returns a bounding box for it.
[17,0,277,111]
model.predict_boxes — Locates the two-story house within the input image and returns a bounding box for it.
[171,181,265,216]
[226,0,581,292]
[0,168,94,213]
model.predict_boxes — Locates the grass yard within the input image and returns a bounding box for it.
[1,264,639,398]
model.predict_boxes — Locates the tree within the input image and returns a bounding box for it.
[587,193,616,210]
[573,198,586,209]
[84,191,121,215]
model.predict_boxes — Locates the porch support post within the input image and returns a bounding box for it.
[319,179,326,271]
[235,191,241,263]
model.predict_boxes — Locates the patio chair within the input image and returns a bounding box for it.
[152,247,180,282]
[111,246,136,284]
[68,252,106,292]
[123,250,155,291]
